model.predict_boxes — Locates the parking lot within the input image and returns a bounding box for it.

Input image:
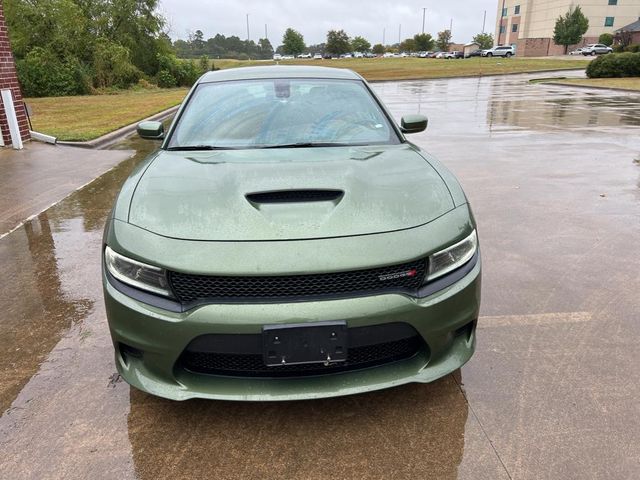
[1,72,639,479]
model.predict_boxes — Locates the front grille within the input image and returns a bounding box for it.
[169,258,427,304]
[180,336,422,378]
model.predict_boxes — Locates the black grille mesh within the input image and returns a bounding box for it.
[180,336,421,378]
[169,258,427,304]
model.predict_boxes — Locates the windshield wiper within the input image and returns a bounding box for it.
[166,145,238,151]
[256,142,352,149]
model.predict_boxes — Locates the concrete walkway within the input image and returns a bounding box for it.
[0,142,133,236]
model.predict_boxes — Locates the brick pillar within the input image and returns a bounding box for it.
[0,2,30,145]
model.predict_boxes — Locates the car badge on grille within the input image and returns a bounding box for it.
[378,268,418,282]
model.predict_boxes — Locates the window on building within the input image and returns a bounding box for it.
[512,24,519,32]
[604,17,615,27]
[500,26,506,34]
[502,7,508,17]
[608,0,617,5]
[514,5,521,14]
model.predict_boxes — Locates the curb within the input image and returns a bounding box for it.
[367,68,587,84]
[543,81,640,94]
[57,105,180,150]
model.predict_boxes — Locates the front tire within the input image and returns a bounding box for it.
[487,52,493,57]
[591,51,597,56]
[505,52,512,58]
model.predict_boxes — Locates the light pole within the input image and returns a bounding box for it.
[383,27,386,45]
[246,13,250,41]
[398,24,401,44]
[482,10,487,33]
[422,8,427,34]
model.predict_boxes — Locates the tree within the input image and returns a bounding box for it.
[413,33,435,51]
[598,33,613,46]
[326,29,351,55]
[553,6,589,54]
[258,38,274,58]
[351,36,371,53]
[282,28,305,55]
[399,38,417,52]
[436,30,452,51]
[472,33,494,50]
[372,43,385,55]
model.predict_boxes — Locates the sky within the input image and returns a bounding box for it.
[159,0,499,46]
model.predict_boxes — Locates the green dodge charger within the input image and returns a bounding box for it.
[102,66,481,401]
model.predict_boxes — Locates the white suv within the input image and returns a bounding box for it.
[482,46,515,57]
[581,44,613,56]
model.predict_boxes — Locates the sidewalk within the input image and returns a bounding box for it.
[0,142,133,237]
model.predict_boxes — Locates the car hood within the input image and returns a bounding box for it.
[127,144,455,241]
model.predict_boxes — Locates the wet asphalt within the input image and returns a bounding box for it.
[1,71,639,479]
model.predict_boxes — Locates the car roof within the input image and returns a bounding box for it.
[199,66,362,84]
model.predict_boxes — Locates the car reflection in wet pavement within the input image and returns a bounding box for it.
[1,72,639,479]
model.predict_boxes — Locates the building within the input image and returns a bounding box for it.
[495,0,640,56]
[615,17,640,44]
[0,1,30,147]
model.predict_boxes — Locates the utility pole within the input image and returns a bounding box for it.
[265,23,268,41]
[246,13,250,41]
[383,27,386,45]
[449,18,453,35]
[422,8,427,34]
[482,10,487,33]
[398,24,401,44]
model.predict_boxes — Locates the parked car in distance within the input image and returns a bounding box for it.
[435,52,446,59]
[313,54,323,59]
[353,52,364,58]
[418,51,431,58]
[428,51,442,58]
[340,53,353,59]
[297,53,312,59]
[568,47,584,55]
[482,45,515,57]
[281,55,295,60]
[581,44,613,55]
[107,66,481,401]
[382,52,396,58]
[364,52,377,58]
[273,54,282,60]
[465,49,484,58]
[444,51,463,59]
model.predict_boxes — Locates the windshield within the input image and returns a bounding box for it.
[167,78,400,149]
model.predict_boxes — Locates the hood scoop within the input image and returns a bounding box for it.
[246,189,344,204]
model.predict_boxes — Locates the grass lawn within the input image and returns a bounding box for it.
[548,77,640,92]
[213,57,590,81]
[27,57,590,142]
[27,88,188,141]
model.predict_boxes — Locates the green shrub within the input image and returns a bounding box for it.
[613,44,624,53]
[92,39,142,89]
[16,47,90,97]
[586,52,640,78]
[156,54,201,87]
[598,33,613,46]
[624,44,640,53]
[156,70,177,88]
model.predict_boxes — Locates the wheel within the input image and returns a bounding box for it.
[591,51,597,56]
[505,52,512,58]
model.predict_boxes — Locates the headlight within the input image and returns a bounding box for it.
[104,246,172,297]
[427,230,478,281]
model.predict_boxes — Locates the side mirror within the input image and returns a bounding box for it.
[137,121,164,140]
[400,114,428,134]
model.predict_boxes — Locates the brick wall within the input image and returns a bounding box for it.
[0,2,29,145]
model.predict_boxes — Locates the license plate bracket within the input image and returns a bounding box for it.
[262,321,348,366]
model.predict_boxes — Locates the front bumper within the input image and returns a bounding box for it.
[104,255,481,401]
